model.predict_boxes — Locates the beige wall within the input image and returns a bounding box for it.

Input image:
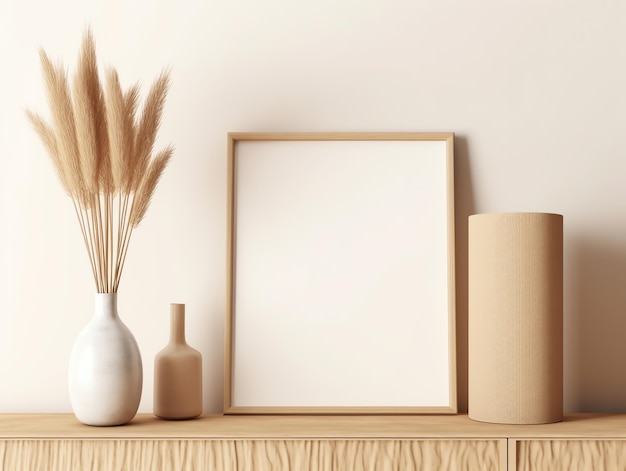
[1,0,624,414]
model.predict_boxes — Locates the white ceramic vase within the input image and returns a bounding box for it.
[68,293,143,426]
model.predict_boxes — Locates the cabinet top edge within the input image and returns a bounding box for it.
[0,413,622,439]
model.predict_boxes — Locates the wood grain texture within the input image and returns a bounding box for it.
[516,440,626,471]
[227,132,454,142]
[6,414,626,470]
[0,439,502,471]
[2,413,626,439]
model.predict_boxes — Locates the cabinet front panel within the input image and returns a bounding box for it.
[0,439,504,471]
[517,440,626,471]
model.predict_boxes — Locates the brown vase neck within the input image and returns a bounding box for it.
[170,304,186,345]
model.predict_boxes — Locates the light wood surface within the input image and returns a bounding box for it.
[0,413,625,439]
[516,440,626,471]
[0,439,505,471]
[227,132,455,142]
[3,414,626,470]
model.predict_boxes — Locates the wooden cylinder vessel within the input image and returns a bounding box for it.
[468,212,563,424]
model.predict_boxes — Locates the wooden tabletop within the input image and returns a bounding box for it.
[0,413,625,440]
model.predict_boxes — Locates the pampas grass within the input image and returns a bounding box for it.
[27,29,173,293]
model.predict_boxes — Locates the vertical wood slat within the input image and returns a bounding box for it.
[0,439,503,471]
[508,439,517,471]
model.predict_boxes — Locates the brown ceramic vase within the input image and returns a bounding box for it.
[154,304,202,419]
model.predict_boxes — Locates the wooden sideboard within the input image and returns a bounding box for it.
[1,413,625,470]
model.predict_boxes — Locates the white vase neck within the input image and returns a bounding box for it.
[94,293,119,320]
[170,304,186,345]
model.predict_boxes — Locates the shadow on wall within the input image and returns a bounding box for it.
[203,301,226,413]
[453,135,475,414]
[566,235,626,412]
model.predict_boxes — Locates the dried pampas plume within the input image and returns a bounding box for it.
[27,29,173,293]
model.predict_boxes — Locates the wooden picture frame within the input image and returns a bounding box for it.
[225,132,456,414]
